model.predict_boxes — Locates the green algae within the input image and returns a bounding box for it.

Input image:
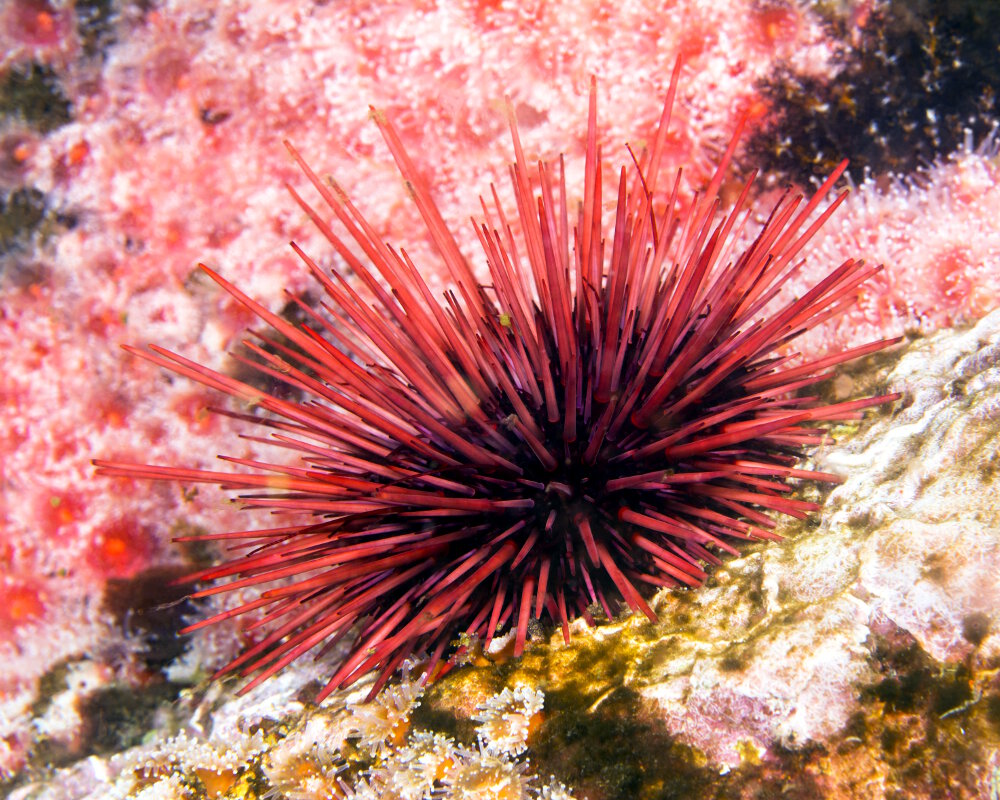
[0,64,71,133]
[76,0,118,60]
[0,186,47,257]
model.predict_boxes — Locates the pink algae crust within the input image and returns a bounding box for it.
[0,0,997,779]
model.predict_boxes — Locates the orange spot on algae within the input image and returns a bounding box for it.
[34,10,54,34]
[215,295,260,343]
[674,22,715,62]
[141,44,194,99]
[38,490,86,538]
[88,518,153,578]
[53,500,75,525]
[163,219,184,245]
[750,2,802,49]
[13,142,33,163]
[85,305,125,337]
[171,391,217,434]
[67,140,89,166]
[6,0,66,46]
[741,96,770,126]
[470,0,510,29]
[0,579,46,632]
[96,393,130,429]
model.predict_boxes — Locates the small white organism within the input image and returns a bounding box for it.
[105,727,267,799]
[440,750,533,800]
[472,685,544,757]
[130,773,191,800]
[367,730,461,800]
[537,778,576,800]
[261,710,351,800]
[346,665,425,756]
[261,711,347,800]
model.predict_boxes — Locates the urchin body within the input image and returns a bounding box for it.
[96,63,899,700]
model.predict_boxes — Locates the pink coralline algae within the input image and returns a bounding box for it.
[0,0,997,785]
[791,136,1000,355]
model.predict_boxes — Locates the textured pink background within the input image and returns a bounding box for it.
[2,0,997,777]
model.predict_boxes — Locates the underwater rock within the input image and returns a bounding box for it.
[632,308,1000,773]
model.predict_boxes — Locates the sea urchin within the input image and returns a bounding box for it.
[95,63,900,701]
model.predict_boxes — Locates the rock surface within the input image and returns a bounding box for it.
[631,309,1000,770]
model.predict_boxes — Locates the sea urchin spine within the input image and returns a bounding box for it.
[95,63,900,701]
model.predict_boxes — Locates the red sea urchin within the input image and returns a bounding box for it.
[95,63,900,701]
